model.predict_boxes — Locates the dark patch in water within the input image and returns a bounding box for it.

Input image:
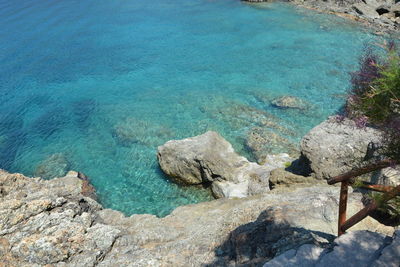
[71,98,97,129]
[32,107,69,139]
[0,113,26,170]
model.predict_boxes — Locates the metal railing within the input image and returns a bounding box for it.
[327,159,400,236]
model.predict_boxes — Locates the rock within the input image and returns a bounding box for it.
[300,117,382,180]
[262,153,294,169]
[157,131,271,198]
[0,170,394,266]
[112,117,173,147]
[263,244,327,267]
[353,2,380,19]
[318,230,387,266]
[372,229,400,267]
[371,165,400,187]
[246,127,298,163]
[269,168,322,189]
[266,0,399,34]
[391,3,400,16]
[376,4,392,15]
[34,153,70,179]
[264,230,400,267]
[271,96,309,110]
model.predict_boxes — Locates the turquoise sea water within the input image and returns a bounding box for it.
[0,0,379,216]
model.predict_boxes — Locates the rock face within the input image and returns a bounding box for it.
[263,230,400,267]
[0,170,393,266]
[157,131,274,198]
[300,117,382,180]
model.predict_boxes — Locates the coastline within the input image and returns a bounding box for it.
[1,1,399,265]
[245,0,400,36]
[2,116,399,265]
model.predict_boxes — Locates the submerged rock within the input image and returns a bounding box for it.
[0,170,393,266]
[271,95,309,110]
[157,131,272,198]
[112,117,173,147]
[34,153,70,179]
[246,127,298,163]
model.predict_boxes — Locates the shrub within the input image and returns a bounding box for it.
[344,41,400,226]
[345,41,400,159]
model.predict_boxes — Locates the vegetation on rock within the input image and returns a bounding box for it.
[344,41,400,160]
[343,41,400,224]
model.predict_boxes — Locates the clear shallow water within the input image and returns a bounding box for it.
[0,0,379,216]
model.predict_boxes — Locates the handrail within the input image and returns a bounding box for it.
[327,159,396,185]
[328,160,400,236]
[341,184,400,233]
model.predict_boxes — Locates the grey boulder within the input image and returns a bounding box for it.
[157,131,273,198]
[300,117,382,180]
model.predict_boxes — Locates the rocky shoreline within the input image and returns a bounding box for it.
[244,0,400,35]
[1,117,399,266]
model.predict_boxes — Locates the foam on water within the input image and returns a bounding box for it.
[0,0,380,216]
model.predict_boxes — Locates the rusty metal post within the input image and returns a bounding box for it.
[338,181,348,236]
[341,184,400,233]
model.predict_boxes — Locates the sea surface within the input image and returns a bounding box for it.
[0,0,379,216]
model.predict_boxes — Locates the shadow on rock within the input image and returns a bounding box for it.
[204,208,335,267]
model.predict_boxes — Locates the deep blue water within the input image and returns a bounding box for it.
[0,0,379,216]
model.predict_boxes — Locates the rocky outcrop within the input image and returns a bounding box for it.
[157,131,273,198]
[264,230,400,267]
[300,117,382,180]
[0,170,393,266]
[243,0,400,34]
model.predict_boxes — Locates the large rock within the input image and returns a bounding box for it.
[0,170,393,266]
[300,117,382,180]
[264,230,400,267]
[157,131,272,198]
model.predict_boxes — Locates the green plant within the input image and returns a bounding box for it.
[345,41,400,159]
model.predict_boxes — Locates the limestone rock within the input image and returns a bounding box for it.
[264,230,400,267]
[263,230,399,267]
[372,229,400,267]
[353,3,381,19]
[300,117,382,180]
[269,168,322,188]
[371,165,400,187]
[0,170,394,266]
[157,131,272,198]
